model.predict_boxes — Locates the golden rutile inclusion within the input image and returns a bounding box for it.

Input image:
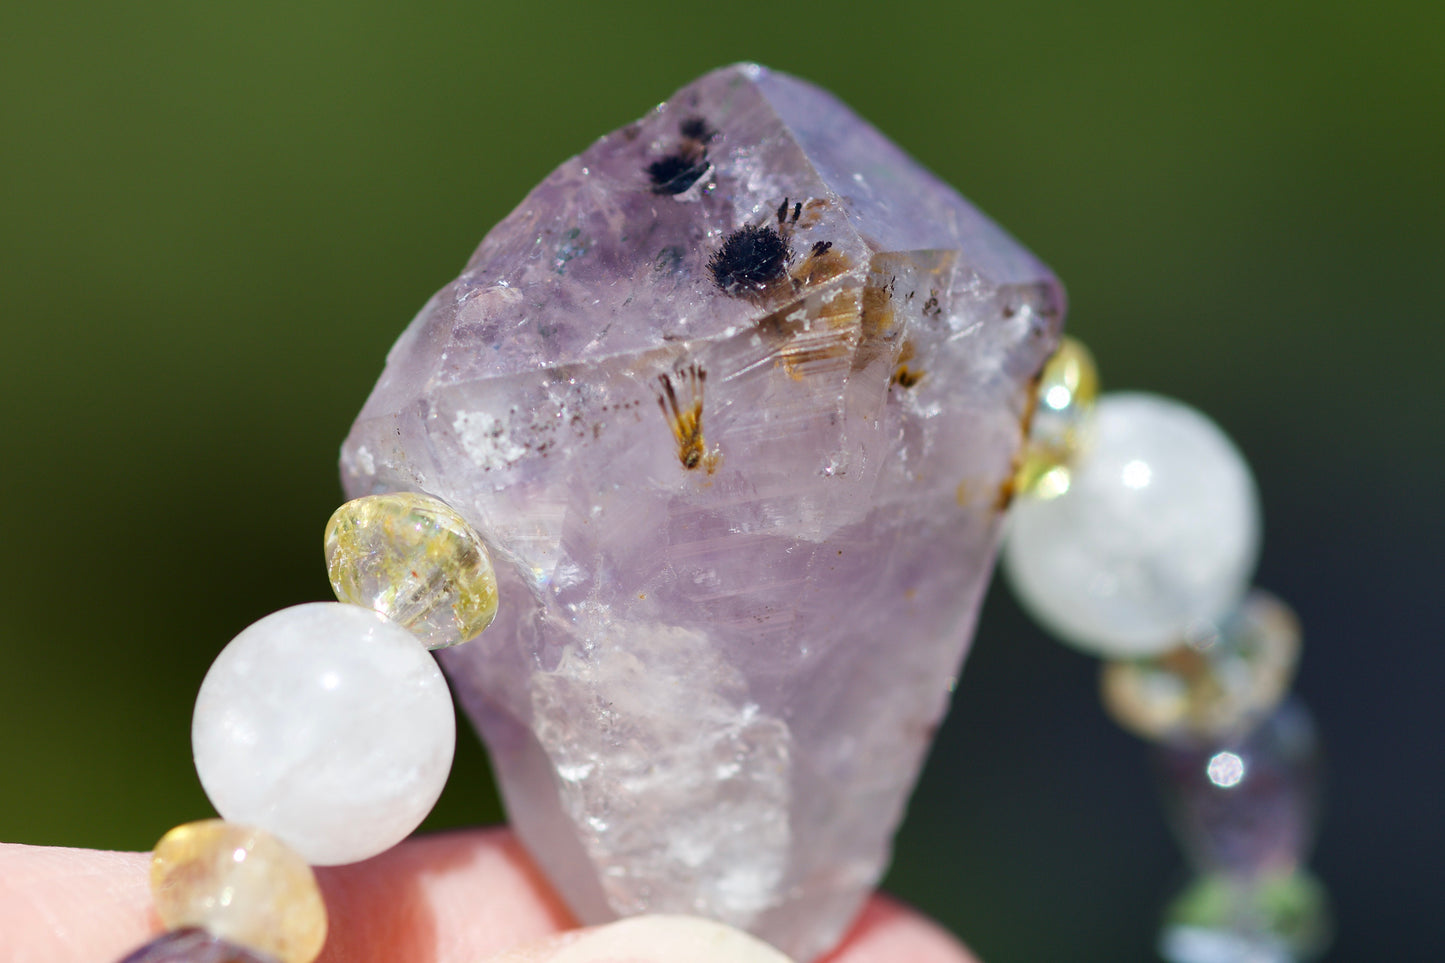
[325,491,498,649]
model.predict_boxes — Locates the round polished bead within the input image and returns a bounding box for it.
[325,492,498,649]
[1159,870,1332,963]
[1004,392,1260,657]
[149,822,325,963]
[541,916,794,963]
[193,602,455,865]
[1102,590,1301,744]
[1015,335,1100,498]
[1155,701,1321,880]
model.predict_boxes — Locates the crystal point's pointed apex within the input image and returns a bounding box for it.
[341,67,1064,962]
[684,62,1062,289]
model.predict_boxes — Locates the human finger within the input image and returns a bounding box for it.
[0,828,978,963]
[0,828,566,963]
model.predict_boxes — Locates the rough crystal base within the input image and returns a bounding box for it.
[341,64,1063,961]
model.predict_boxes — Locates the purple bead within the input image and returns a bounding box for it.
[1155,699,1321,879]
[115,928,280,963]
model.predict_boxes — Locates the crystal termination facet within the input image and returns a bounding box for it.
[341,64,1064,961]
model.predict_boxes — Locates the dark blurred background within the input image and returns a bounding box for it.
[2,3,1440,960]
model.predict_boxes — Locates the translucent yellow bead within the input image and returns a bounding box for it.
[1101,591,1301,744]
[1015,335,1099,498]
[325,492,499,649]
[150,820,327,963]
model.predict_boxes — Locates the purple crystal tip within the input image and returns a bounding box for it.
[341,64,1063,961]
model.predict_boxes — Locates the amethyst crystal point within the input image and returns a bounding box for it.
[341,64,1063,961]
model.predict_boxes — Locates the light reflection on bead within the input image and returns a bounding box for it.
[1101,591,1301,745]
[1206,751,1246,788]
[1015,335,1099,498]
[326,492,498,649]
[1159,870,1332,963]
[1005,392,1261,657]
[149,821,326,963]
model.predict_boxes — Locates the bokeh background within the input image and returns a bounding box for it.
[2,3,1440,960]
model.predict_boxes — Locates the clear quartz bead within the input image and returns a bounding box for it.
[149,822,325,963]
[192,602,456,865]
[325,492,499,649]
[1159,870,1332,963]
[1015,335,1099,499]
[1004,391,1261,657]
[1102,590,1301,745]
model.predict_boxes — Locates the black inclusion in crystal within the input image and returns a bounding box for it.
[709,224,790,294]
[678,116,715,142]
[647,153,710,195]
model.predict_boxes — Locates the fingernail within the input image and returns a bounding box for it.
[487,915,795,963]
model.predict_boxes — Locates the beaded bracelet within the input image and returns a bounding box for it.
[121,494,499,962]
[108,65,1331,963]
[112,337,1330,963]
[1001,339,1331,962]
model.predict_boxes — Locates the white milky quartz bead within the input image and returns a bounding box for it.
[534,916,794,963]
[192,602,455,865]
[1004,392,1260,657]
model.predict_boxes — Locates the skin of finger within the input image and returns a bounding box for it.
[0,843,152,963]
[313,827,573,962]
[819,897,980,963]
[0,829,567,963]
[0,830,977,963]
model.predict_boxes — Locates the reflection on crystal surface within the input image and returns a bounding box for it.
[340,64,1063,960]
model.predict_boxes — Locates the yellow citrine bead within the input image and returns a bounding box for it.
[1100,590,1301,745]
[1015,335,1099,498]
[325,492,499,649]
[150,820,327,963]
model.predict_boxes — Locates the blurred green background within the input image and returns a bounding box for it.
[2,2,1439,960]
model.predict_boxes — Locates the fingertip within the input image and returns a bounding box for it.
[0,833,978,963]
[316,826,572,963]
[323,834,979,963]
[0,842,153,961]
[821,895,980,963]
